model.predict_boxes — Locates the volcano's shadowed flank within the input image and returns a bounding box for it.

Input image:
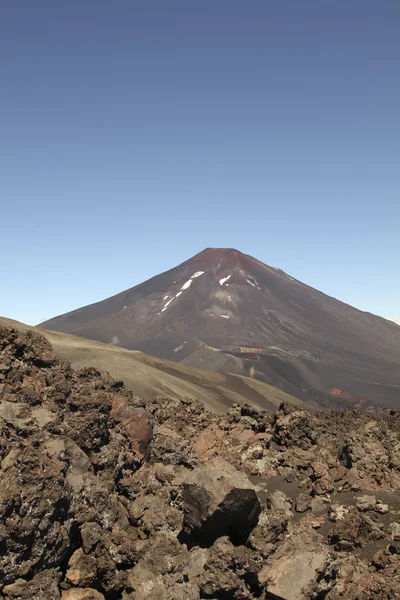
[40,248,400,409]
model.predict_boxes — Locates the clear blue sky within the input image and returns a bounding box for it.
[1,1,399,325]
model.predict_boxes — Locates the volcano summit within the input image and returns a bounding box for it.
[41,248,400,410]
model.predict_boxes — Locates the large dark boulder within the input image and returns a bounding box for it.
[179,458,261,543]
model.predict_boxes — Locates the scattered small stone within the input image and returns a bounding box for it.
[269,489,293,518]
[295,493,311,513]
[375,500,389,514]
[300,514,325,529]
[390,523,400,542]
[356,495,376,512]
[329,503,349,522]
[61,590,105,600]
[311,497,326,516]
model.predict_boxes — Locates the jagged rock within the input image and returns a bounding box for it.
[372,544,400,570]
[248,510,288,557]
[390,443,400,469]
[0,445,71,584]
[311,496,327,515]
[329,503,349,522]
[66,548,98,587]
[329,508,384,550]
[65,438,91,492]
[295,492,311,513]
[356,494,377,511]
[2,569,61,599]
[375,499,389,514]
[335,575,400,599]
[110,396,153,461]
[308,553,400,598]
[125,534,196,599]
[127,492,182,536]
[300,513,325,529]
[196,537,258,599]
[391,522,400,541]
[80,522,103,554]
[0,355,12,374]
[268,489,293,517]
[311,461,335,494]
[179,458,261,542]
[61,590,105,600]
[258,530,330,600]
[151,425,197,468]
[62,386,111,454]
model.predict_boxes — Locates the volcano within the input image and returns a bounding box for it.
[40,248,400,409]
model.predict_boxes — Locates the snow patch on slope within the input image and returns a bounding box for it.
[246,275,259,288]
[181,271,205,290]
[163,297,174,309]
[158,271,206,315]
[219,275,231,285]
[181,278,193,291]
[174,341,187,352]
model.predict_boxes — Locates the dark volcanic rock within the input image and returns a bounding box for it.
[110,396,153,462]
[2,569,61,599]
[1,326,400,599]
[295,492,311,513]
[179,458,261,543]
[0,445,70,584]
[329,507,385,551]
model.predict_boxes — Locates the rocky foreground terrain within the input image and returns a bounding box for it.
[1,326,400,599]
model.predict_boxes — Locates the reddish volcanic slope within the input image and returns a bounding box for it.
[40,248,400,409]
